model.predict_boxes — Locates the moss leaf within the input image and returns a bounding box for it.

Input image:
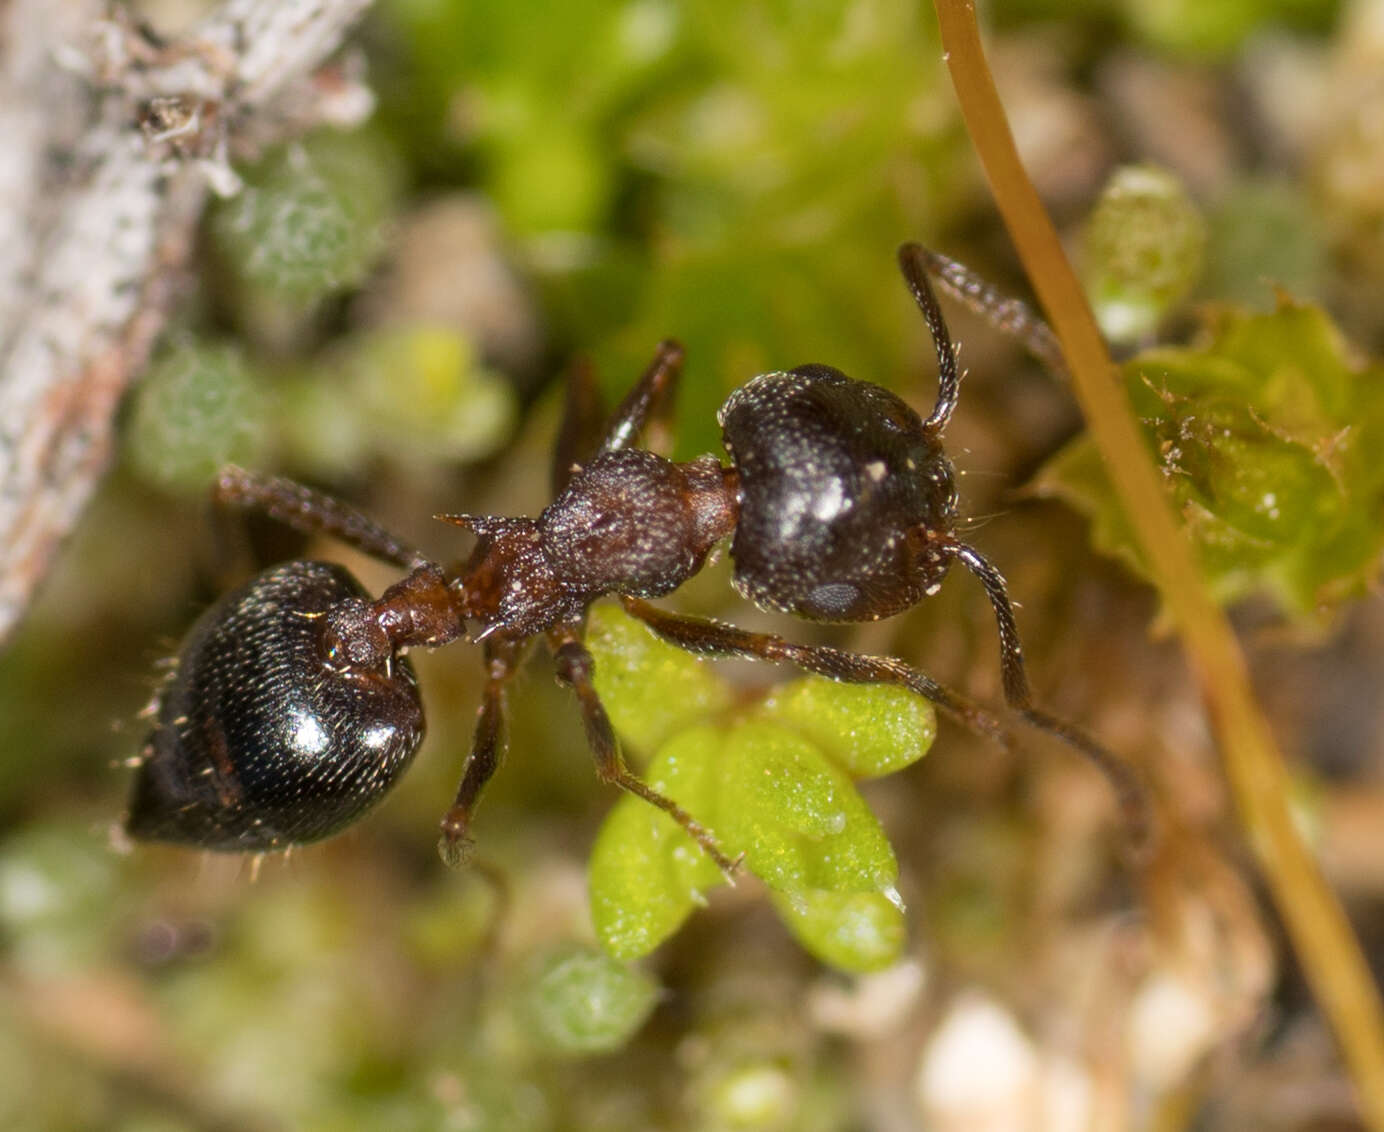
[760,675,935,778]
[586,603,734,757]
[1034,299,1384,623]
[719,721,897,897]
[768,887,906,974]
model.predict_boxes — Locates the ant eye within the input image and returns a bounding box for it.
[127,561,425,851]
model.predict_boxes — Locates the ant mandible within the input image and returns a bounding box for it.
[126,244,1149,872]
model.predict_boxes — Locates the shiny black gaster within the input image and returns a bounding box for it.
[127,561,425,851]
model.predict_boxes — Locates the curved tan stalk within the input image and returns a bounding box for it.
[931,1,1384,1125]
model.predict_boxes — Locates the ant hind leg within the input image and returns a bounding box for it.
[552,357,606,494]
[214,465,428,571]
[621,595,1150,854]
[438,639,522,867]
[547,624,740,877]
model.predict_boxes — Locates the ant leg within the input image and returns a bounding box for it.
[547,625,740,877]
[438,639,522,867]
[599,340,686,454]
[214,465,428,571]
[552,357,605,495]
[945,540,1152,851]
[550,342,684,492]
[618,597,1012,751]
[621,596,1150,851]
[900,243,1069,382]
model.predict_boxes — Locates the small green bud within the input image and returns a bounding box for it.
[518,945,659,1055]
[125,341,268,492]
[1083,165,1206,342]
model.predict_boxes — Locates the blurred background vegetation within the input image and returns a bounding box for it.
[4,0,1384,1128]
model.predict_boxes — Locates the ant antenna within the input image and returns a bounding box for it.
[945,539,1153,852]
[908,245,1070,382]
[898,243,959,435]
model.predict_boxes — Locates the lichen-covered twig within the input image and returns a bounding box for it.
[0,0,376,645]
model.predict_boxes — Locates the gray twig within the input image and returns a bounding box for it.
[0,0,376,644]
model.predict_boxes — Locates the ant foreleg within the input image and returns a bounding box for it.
[551,341,686,493]
[438,639,521,868]
[618,597,1013,752]
[547,625,740,877]
[599,340,686,454]
[946,540,1153,852]
[552,357,605,494]
[214,465,429,572]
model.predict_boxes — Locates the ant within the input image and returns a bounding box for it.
[126,245,1149,873]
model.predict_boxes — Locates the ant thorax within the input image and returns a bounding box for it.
[455,449,738,642]
[721,364,958,623]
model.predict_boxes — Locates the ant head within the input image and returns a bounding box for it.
[716,248,967,624]
[720,365,958,623]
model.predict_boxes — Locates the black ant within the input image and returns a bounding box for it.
[126,245,1149,873]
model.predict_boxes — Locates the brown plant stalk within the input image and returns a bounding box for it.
[931,0,1384,1125]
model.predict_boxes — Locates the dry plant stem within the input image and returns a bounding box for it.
[931,2,1384,1124]
[0,0,376,647]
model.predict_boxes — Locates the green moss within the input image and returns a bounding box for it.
[124,341,269,492]
[518,945,660,1055]
[586,606,932,972]
[211,129,402,304]
[1081,165,1206,342]
[1036,298,1384,622]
